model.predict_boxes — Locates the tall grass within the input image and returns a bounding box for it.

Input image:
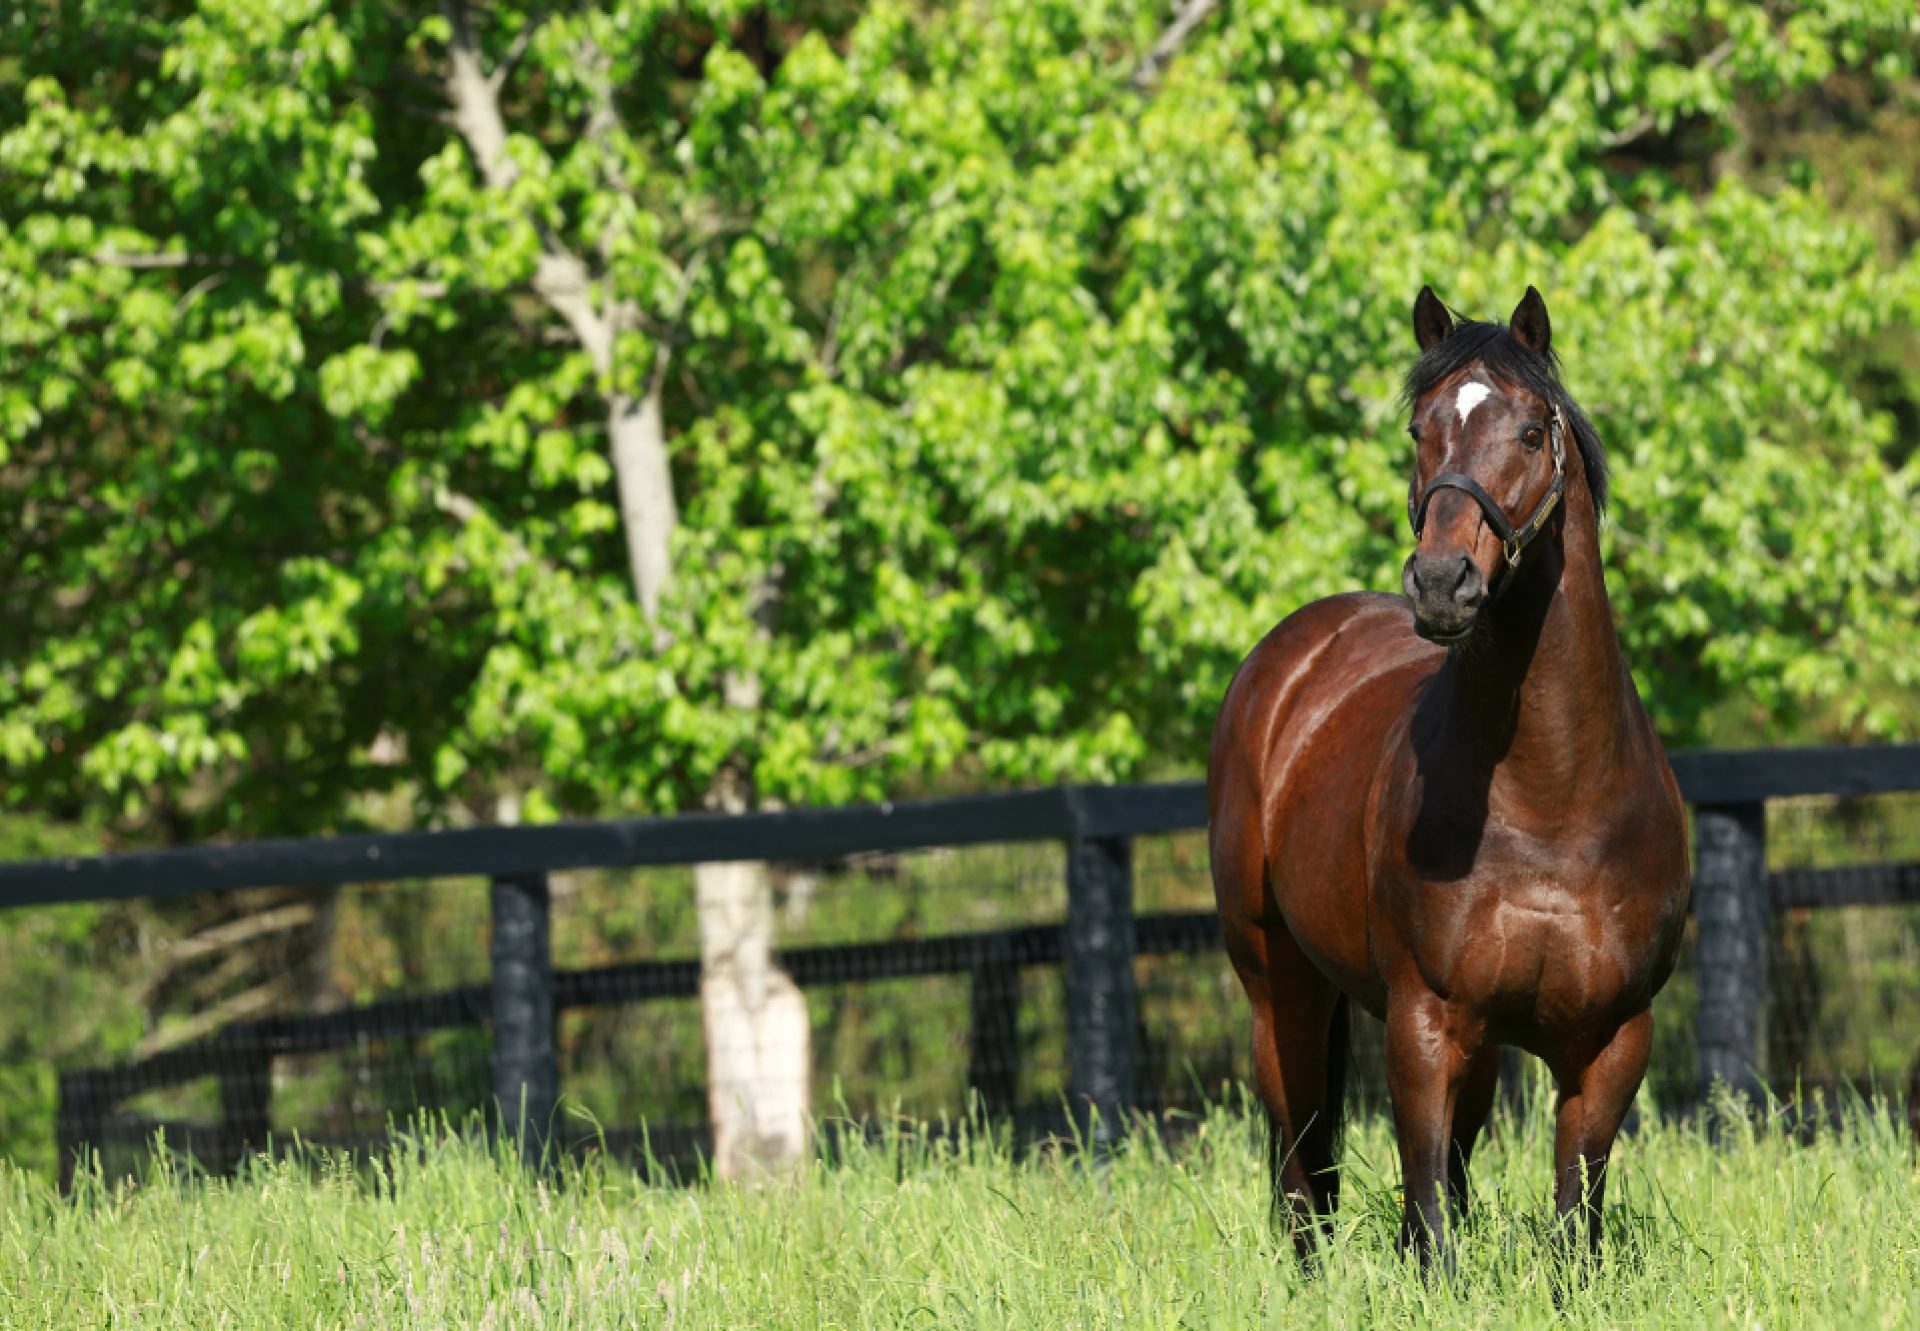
[2,1093,1916,1328]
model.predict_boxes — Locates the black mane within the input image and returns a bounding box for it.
[1400,318,1609,518]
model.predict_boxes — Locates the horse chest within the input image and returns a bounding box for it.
[1379,829,1685,1024]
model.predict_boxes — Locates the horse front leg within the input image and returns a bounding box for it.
[1551,1008,1652,1269]
[1384,990,1477,1278]
[1446,1044,1502,1220]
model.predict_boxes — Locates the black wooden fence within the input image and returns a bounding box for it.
[2,744,1917,1187]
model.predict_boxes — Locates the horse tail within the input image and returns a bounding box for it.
[1321,994,1352,1166]
[1320,991,1351,1160]
[1298,994,1353,1221]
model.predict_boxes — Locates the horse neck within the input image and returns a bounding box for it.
[1444,462,1631,799]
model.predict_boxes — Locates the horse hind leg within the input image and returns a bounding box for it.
[1246,927,1346,1261]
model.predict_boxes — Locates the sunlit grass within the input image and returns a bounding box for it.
[1,1091,1916,1328]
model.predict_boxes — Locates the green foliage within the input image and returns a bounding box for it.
[5,1104,1920,1326]
[4,3,1918,838]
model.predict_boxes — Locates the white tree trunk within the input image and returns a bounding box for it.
[612,374,810,1176]
[441,1,806,1178]
[695,857,810,1180]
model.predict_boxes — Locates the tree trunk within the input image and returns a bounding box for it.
[440,1,806,1177]
[612,378,807,1176]
[694,857,810,1179]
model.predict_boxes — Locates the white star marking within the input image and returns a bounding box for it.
[1455,381,1491,424]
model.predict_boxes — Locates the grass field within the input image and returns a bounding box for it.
[3,1096,1916,1329]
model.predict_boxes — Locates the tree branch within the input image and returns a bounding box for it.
[1129,0,1220,93]
[433,484,560,579]
[648,253,706,399]
[441,0,616,372]
[576,34,636,282]
[1599,40,1737,149]
[173,272,228,315]
[137,974,298,1055]
[153,902,317,972]
[440,1,688,625]
[91,251,229,270]
[490,12,550,95]
[367,278,450,299]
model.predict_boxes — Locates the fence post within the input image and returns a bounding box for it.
[967,934,1020,1120]
[218,1040,273,1175]
[491,871,557,1163]
[55,1070,106,1194]
[1692,801,1768,1114]
[1066,833,1136,1148]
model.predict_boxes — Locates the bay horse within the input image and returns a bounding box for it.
[1209,286,1689,1272]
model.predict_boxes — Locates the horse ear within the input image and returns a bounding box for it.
[1511,285,1551,355]
[1413,285,1453,352]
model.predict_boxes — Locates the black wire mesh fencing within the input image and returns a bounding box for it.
[3,747,1917,1187]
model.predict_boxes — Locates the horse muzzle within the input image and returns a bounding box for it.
[1403,550,1486,643]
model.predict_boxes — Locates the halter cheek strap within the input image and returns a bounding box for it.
[1407,407,1566,574]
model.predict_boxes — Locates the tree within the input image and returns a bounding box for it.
[4,0,1918,1162]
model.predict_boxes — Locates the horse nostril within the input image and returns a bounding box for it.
[1402,557,1421,602]
[1452,557,1485,609]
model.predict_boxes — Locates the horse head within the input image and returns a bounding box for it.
[1400,285,1604,644]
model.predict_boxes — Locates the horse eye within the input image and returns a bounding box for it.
[1522,425,1544,449]
[1407,424,1421,442]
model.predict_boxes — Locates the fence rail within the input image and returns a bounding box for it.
[9,745,1912,910]
[13,743,1920,1187]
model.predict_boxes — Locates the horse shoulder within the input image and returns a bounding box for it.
[1208,592,1438,1004]
[1213,592,1432,753]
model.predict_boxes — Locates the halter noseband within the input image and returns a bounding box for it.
[1406,405,1566,575]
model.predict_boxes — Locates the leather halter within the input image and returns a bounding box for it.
[1407,405,1566,575]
